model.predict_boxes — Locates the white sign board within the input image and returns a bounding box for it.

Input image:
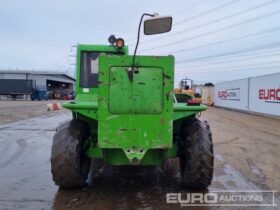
[217,88,240,100]
[214,79,249,111]
[249,73,280,116]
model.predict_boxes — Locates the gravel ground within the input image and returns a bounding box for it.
[0,100,66,124]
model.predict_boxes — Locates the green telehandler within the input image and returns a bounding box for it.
[51,13,213,190]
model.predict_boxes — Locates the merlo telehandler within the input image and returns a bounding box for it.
[51,13,213,190]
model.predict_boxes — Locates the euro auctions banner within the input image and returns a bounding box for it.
[217,88,240,101]
[214,79,249,111]
[249,73,280,116]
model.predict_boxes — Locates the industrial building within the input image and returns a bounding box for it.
[0,70,75,100]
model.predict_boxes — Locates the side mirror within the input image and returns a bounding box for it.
[144,16,172,35]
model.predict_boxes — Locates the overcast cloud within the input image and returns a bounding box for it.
[0,0,280,85]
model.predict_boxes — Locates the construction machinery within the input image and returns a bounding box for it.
[51,13,213,190]
[174,77,202,104]
[174,78,194,95]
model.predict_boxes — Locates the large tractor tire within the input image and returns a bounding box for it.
[51,120,90,189]
[179,118,214,189]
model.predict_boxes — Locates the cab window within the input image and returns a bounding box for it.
[80,51,100,88]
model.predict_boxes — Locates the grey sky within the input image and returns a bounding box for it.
[1,0,280,85]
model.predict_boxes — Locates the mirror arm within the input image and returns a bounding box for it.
[131,13,155,79]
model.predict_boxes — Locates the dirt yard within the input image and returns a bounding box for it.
[0,102,279,209]
[0,100,65,124]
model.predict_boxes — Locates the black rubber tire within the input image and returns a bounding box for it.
[51,120,90,189]
[179,118,214,189]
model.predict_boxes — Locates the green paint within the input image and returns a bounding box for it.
[63,44,207,166]
[109,66,163,114]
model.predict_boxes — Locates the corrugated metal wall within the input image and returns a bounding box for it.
[214,73,280,117]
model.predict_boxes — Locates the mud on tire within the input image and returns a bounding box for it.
[179,118,214,189]
[51,120,90,189]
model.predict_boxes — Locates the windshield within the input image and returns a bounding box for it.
[80,52,100,88]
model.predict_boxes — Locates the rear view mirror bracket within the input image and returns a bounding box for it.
[132,13,172,76]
